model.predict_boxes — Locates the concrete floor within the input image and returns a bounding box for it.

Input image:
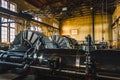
[0,73,35,80]
[0,73,19,80]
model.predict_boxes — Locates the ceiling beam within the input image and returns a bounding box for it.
[0,7,59,30]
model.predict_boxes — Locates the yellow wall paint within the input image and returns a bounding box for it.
[112,4,120,48]
[61,15,112,43]
[112,5,120,21]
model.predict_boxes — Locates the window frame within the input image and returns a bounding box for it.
[1,17,9,42]
[1,0,8,9]
[0,0,17,12]
[9,19,16,42]
[0,17,16,43]
[9,1,17,12]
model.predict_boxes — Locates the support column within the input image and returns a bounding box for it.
[0,17,1,42]
[91,7,95,42]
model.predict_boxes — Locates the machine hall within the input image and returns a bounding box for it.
[0,0,120,80]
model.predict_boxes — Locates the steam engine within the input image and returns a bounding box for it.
[0,30,120,80]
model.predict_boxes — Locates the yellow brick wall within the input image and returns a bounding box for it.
[61,15,112,43]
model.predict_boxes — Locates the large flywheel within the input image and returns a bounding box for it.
[50,35,72,48]
[11,30,54,51]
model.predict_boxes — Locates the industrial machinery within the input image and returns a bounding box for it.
[0,30,120,80]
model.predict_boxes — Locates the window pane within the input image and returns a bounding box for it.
[30,25,42,32]
[1,27,7,42]
[37,27,42,31]
[9,19,15,28]
[33,16,42,22]
[1,17,8,26]
[10,28,15,42]
[1,0,8,9]
[10,3,16,12]
[53,23,59,28]
[1,17,16,43]
[38,18,42,22]
[34,17,38,20]
[30,26,36,31]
